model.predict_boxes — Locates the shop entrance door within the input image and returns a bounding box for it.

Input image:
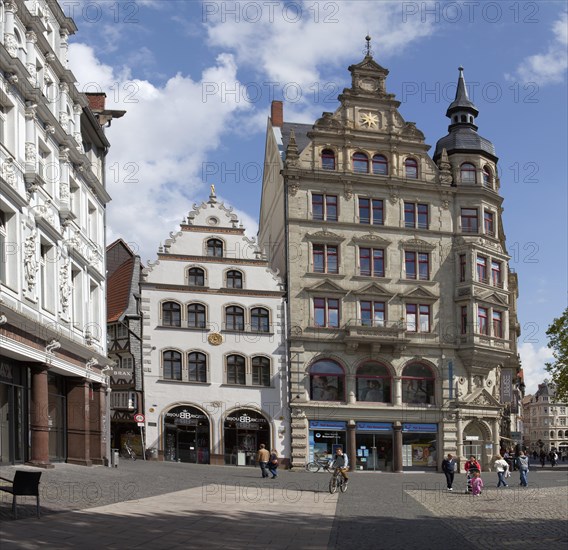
[356,434,392,471]
[177,426,210,464]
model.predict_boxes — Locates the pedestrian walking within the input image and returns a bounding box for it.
[549,450,558,467]
[471,471,484,496]
[493,454,509,487]
[442,453,456,491]
[267,448,279,479]
[257,443,270,478]
[539,450,546,468]
[516,451,529,487]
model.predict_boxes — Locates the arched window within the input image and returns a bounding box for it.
[188,267,205,286]
[207,238,223,257]
[225,306,244,331]
[252,356,270,386]
[251,307,270,332]
[461,115,467,122]
[163,350,182,380]
[559,431,563,438]
[226,270,243,289]
[353,152,369,173]
[372,154,388,175]
[162,302,181,327]
[405,158,418,179]
[226,354,246,385]
[321,149,336,170]
[309,359,344,401]
[356,362,391,403]
[188,352,207,382]
[461,163,476,184]
[187,303,206,329]
[550,431,554,438]
[564,430,568,438]
[482,166,493,187]
[402,363,435,404]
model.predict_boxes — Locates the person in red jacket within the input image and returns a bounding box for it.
[465,455,481,472]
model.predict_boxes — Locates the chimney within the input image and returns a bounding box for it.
[271,100,283,128]
[85,92,107,112]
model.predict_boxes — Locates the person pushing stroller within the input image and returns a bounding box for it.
[464,455,481,494]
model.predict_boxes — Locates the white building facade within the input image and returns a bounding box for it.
[0,0,119,466]
[142,190,288,466]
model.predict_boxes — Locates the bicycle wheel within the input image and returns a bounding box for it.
[329,476,338,494]
[130,451,137,461]
[340,478,348,493]
[306,462,320,473]
[121,449,129,459]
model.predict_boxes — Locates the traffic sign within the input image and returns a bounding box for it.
[134,413,145,423]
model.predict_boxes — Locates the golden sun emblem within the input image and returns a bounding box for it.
[208,333,223,346]
[360,112,379,128]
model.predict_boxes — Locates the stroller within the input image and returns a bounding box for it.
[465,467,480,494]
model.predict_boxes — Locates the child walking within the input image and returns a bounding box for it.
[471,471,484,496]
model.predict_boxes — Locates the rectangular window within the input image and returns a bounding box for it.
[360,248,384,277]
[405,203,428,229]
[117,324,128,339]
[406,304,430,332]
[459,254,466,282]
[491,260,502,287]
[312,194,338,221]
[359,198,370,224]
[313,244,338,274]
[360,301,385,327]
[372,199,384,225]
[0,211,6,284]
[461,306,468,334]
[40,242,56,313]
[478,306,488,335]
[492,310,503,338]
[476,256,488,283]
[405,252,429,280]
[461,208,479,233]
[314,297,339,328]
[484,210,495,236]
[359,198,385,225]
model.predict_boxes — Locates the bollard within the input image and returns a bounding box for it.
[112,448,119,468]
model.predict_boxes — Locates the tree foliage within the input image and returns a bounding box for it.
[545,308,568,401]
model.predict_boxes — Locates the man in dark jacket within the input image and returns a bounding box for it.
[441,453,456,491]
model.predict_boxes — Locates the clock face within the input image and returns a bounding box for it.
[360,111,379,129]
[359,78,378,91]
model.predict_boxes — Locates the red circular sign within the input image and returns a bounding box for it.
[133,413,145,422]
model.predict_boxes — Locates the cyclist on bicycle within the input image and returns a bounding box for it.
[331,448,349,484]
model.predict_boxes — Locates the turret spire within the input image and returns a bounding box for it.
[446,66,479,122]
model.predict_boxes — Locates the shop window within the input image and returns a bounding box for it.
[356,363,391,402]
[252,356,271,386]
[162,301,181,327]
[226,270,243,289]
[321,149,336,170]
[187,303,206,329]
[163,350,182,380]
[372,154,388,175]
[401,363,435,404]
[188,352,207,382]
[225,306,245,331]
[188,267,205,286]
[226,354,246,385]
[309,359,345,401]
[251,307,270,332]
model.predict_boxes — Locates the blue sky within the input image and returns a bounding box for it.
[64,0,567,392]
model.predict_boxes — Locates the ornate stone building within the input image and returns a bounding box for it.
[141,189,287,466]
[258,45,521,472]
[0,0,122,466]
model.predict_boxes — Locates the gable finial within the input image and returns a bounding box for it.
[365,34,373,57]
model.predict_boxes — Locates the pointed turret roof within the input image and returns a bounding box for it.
[446,67,478,117]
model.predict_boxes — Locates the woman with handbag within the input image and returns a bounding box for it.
[493,454,509,487]
[268,449,279,479]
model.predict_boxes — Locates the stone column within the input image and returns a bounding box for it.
[393,376,402,406]
[393,421,403,473]
[24,102,37,173]
[59,146,70,209]
[59,82,70,132]
[59,30,69,68]
[67,377,92,466]
[3,1,18,58]
[456,411,464,472]
[348,420,356,471]
[73,104,83,151]
[28,365,54,468]
[25,30,37,85]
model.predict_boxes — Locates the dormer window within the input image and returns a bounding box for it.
[207,238,223,257]
[321,149,336,170]
[353,152,369,173]
[405,158,418,179]
[461,163,476,184]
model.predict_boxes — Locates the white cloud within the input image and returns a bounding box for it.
[507,11,568,86]
[519,342,554,395]
[69,43,250,263]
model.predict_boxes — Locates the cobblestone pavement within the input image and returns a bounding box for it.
[1,462,566,549]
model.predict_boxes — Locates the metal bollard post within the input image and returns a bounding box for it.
[112,448,119,468]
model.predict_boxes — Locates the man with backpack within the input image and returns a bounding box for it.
[516,451,530,487]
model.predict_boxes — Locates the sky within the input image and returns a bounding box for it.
[62,0,567,394]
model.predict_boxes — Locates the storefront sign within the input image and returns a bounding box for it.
[402,423,438,433]
[356,422,392,432]
[165,406,208,425]
[226,413,268,425]
[501,369,513,403]
[309,420,347,430]
[314,431,343,440]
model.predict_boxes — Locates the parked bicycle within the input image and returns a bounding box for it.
[329,469,348,494]
[121,441,137,461]
[305,457,332,473]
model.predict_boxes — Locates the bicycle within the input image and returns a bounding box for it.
[329,468,348,494]
[121,441,137,461]
[305,457,332,473]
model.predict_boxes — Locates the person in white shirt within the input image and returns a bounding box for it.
[493,454,510,487]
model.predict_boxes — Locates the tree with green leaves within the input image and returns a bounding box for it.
[545,308,568,401]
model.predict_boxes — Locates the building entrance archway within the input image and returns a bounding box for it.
[224,409,270,466]
[163,405,210,464]
[463,421,492,470]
